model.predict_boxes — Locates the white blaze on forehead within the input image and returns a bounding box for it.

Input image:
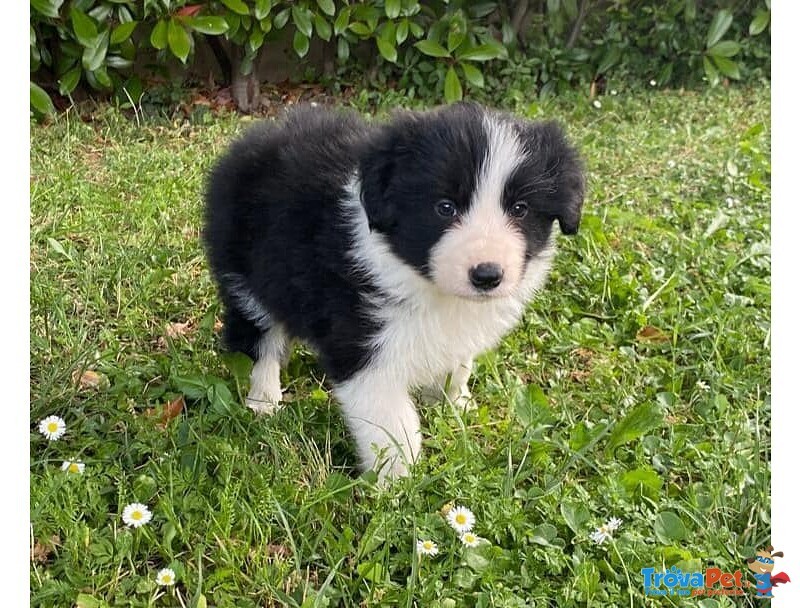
[476,115,527,210]
[430,116,529,298]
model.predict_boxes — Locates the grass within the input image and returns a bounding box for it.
[30,85,770,607]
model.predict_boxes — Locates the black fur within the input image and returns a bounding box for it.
[203,103,584,382]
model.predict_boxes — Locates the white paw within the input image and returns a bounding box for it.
[419,383,473,409]
[245,387,283,415]
[448,384,474,410]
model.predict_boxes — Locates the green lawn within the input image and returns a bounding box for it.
[30,86,770,607]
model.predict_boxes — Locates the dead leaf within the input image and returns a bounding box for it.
[570,348,595,364]
[265,544,292,559]
[156,321,196,350]
[213,318,223,334]
[636,325,670,343]
[570,370,591,382]
[176,4,202,16]
[166,321,194,339]
[145,395,185,428]
[72,369,109,391]
[31,535,60,564]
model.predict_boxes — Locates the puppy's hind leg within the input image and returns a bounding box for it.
[247,325,289,415]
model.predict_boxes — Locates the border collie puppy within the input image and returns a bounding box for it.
[204,103,585,479]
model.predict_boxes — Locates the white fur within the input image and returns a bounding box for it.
[333,372,421,478]
[339,171,555,478]
[246,326,287,414]
[420,357,474,407]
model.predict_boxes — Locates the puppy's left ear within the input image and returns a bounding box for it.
[521,121,586,235]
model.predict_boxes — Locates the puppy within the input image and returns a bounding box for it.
[203,102,585,478]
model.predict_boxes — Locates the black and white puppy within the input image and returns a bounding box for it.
[204,102,584,478]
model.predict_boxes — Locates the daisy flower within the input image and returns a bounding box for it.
[417,539,439,557]
[446,505,475,533]
[590,524,612,544]
[460,532,482,548]
[122,503,152,528]
[592,99,602,109]
[61,458,85,474]
[155,567,176,586]
[606,516,622,531]
[38,415,66,441]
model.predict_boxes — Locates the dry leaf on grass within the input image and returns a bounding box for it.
[166,321,194,339]
[31,535,60,564]
[72,369,109,391]
[266,544,292,559]
[636,325,670,343]
[145,396,185,428]
[156,321,195,350]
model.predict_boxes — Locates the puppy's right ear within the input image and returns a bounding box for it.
[359,133,397,233]
[360,115,418,232]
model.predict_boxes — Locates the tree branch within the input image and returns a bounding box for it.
[565,0,590,49]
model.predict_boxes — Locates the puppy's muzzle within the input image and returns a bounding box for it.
[469,262,504,291]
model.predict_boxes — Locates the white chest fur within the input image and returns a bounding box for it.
[369,276,540,388]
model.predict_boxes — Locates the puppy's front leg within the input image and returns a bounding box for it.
[334,371,421,479]
[420,358,474,408]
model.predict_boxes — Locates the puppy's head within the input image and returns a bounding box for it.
[360,103,585,299]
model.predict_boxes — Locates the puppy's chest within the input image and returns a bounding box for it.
[371,296,526,386]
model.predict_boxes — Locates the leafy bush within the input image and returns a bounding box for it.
[30,0,770,118]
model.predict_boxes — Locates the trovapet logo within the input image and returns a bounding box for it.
[641,546,791,599]
[746,546,791,598]
[641,566,746,597]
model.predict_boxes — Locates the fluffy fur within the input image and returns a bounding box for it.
[204,102,585,478]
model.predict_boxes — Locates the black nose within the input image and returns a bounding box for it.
[469,263,504,290]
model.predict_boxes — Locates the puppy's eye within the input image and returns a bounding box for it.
[509,201,529,219]
[435,199,458,218]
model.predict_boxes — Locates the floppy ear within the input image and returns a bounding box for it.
[359,138,396,232]
[523,121,586,235]
[359,117,415,233]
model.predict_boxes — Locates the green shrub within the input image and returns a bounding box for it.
[30,0,770,118]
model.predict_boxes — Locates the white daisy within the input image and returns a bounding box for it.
[590,524,611,544]
[155,567,176,586]
[122,503,152,528]
[649,79,657,86]
[606,517,622,531]
[446,505,475,533]
[610,89,618,96]
[61,458,85,474]
[592,99,601,109]
[459,532,482,548]
[38,415,66,441]
[416,539,439,557]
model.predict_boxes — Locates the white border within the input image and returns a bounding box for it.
[6,2,31,607]
[771,1,799,606]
